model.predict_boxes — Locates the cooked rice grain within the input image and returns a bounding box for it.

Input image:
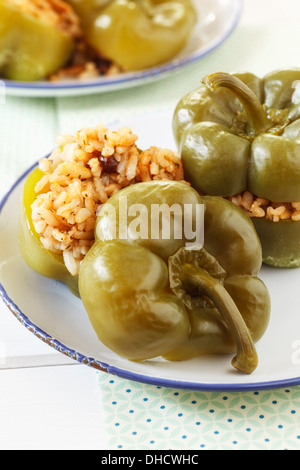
[229,191,300,222]
[32,124,185,275]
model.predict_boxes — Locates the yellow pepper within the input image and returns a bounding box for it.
[67,0,197,71]
[0,0,78,81]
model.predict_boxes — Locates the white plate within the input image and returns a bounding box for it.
[1,110,300,392]
[2,0,242,98]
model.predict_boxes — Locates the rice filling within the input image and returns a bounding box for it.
[228,191,300,222]
[31,124,185,276]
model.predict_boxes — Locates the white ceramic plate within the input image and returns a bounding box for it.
[2,0,242,98]
[1,110,300,392]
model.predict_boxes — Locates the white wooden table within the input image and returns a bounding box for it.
[1,0,300,450]
[0,296,108,450]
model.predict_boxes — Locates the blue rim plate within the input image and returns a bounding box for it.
[2,0,243,98]
[1,153,300,392]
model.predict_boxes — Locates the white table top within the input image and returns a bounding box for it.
[1,0,300,450]
[0,275,108,450]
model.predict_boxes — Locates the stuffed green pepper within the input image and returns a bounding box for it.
[173,69,300,268]
[79,180,271,374]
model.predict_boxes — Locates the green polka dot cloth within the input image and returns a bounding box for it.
[99,373,300,450]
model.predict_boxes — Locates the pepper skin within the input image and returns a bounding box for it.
[18,168,79,296]
[173,69,300,267]
[251,218,300,269]
[67,0,197,71]
[0,0,76,81]
[79,180,271,374]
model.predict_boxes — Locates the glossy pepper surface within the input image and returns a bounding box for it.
[173,69,300,267]
[19,168,79,296]
[79,180,271,374]
[0,0,76,81]
[67,0,197,71]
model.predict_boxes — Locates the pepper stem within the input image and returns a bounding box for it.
[203,72,272,135]
[180,264,258,374]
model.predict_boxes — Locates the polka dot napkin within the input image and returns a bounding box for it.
[98,372,300,450]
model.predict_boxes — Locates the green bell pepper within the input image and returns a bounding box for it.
[67,0,197,71]
[79,180,271,374]
[0,0,77,81]
[19,168,79,296]
[173,69,300,267]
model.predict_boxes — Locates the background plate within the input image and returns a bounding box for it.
[2,0,242,98]
[1,110,300,392]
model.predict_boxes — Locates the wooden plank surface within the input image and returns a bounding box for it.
[0,363,108,450]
